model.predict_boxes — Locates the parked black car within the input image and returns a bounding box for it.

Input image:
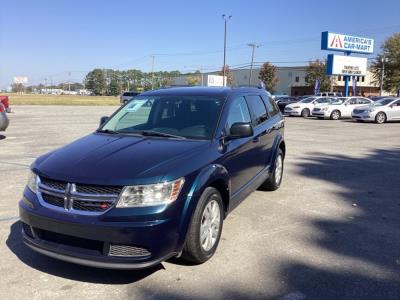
[276,96,299,113]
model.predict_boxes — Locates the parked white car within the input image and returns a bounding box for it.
[312,97,373,120]
[352,97,400,124]
[284,97,334,117]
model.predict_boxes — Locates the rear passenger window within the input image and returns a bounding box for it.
[357,98,370,104]
[246,95,268,125]
[226,97,251,131]
[263,96,280,116]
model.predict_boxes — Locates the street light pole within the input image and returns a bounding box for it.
[222,14,232,87]
[248,43,260,86]
[151,55,155,90]
[380,56,388,96]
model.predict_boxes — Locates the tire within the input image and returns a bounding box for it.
[260,149,284,191]
[375,112,386,124]
[182,187,224,264]
[330,110,341,120]
[301,108,310,118]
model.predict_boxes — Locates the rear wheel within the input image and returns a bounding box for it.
[260,149,284,191]
[301,108,310,118]
[330,110,341,120]
[182,187,223,264]
[375,112,386,124]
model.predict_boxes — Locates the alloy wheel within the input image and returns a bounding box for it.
[200,198,221,252]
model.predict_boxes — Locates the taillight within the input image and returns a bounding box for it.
[0,104,5,113]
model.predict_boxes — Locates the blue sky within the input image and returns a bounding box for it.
[1,0,399,88]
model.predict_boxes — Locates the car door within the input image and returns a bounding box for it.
[342,98,358,117]
[387,100,400,120]
[245,94,275,173]
[220,96,260,195]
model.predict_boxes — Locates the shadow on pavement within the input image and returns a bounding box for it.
[276,148,400,299]
[6,221,163,284]
[0,134,6,140]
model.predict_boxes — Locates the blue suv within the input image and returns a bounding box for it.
[19,87,285,269]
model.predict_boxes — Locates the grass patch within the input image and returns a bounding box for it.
[5,93,120,106]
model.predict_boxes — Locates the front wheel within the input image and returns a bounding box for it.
[375,112,386,124]
[330,110,341,120]
[182,187,223,264]
[260,149,284,191]
[301,108,310,118]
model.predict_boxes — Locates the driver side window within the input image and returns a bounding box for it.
[226,97,251,133]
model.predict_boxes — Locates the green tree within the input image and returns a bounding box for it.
[85,69,106,95]
[219,65,234,86]
[258,62,278,92]
[187,75,201,86]
[305,59,332,92]
[371,32,400,93]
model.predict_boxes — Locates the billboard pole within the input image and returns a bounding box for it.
[344,51,351,96]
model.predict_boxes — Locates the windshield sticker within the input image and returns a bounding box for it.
[126,100,147,112]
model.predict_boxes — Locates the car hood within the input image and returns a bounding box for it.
[33,133,210,186]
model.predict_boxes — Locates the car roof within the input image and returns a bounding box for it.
[139,86,269,98]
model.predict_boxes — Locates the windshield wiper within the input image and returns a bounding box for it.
[138,130,186,139]
[96,129,119,134]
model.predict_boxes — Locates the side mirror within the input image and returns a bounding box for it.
[229,122,253,139]
[99,116,109,126]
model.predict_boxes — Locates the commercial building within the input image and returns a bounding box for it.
[171,66,385,96]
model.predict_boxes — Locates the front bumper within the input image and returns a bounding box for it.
[284,109,301,116]
[312,110,329,118]
[19,189,182,269]
[352,112,373,121]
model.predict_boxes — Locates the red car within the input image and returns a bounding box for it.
[0,96,11,113]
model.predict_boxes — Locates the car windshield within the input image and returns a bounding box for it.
[374,98,396,106]
[100,96,224,140]
[299,97,316,103]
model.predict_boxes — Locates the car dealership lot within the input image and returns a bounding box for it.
[1,106,400,300]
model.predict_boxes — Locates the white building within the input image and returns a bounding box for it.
[171,66,384,96]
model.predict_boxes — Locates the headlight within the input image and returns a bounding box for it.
[321,107,329,111]
[292,106,300,109]
[116,178,185,208]
[27,170,39,194]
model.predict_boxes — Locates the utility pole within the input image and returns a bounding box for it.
[247,43,260,86]
[68,71,71,91]
[151,55,155,90]
[222,14,232,87]
[380,56,388,96]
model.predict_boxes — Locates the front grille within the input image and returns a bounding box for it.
[73,200,112,212]
[37,228,104,253]
[108,244,151,257]
[313,108,321,112]
[284,107,292,111]
[353,109,365,114]
[76,184,122,195]
[40,177,67,191]
[38,177,121,214]
[42,193,64,208]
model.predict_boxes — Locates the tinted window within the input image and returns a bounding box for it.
[357,98,371,104]
[226,97,251,131]
[264,96,280,116]
[347,98,358,105]
[246,95,268,125]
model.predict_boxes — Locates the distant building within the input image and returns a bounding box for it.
[171,66,386,96]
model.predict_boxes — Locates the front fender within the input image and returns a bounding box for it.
[176,164,229,250]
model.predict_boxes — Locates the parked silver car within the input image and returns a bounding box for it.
[0,103,9,131]
[352,97,400,124]
[120,91,140,105]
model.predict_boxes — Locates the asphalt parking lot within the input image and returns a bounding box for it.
[1,106,400,300]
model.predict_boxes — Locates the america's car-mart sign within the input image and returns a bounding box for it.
[321,32,374,54]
